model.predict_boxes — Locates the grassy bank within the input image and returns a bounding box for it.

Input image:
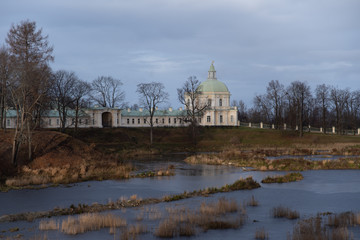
[185,148,360,171]
[68,127,360,155]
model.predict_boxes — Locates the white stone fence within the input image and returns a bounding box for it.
[238,121,360,135]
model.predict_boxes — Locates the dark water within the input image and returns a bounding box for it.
[1,154,360,239]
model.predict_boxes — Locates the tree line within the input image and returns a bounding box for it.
[233,80,360,136]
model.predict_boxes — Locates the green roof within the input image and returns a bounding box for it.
[199,79,229,93]
[6,109,88,118]
[122,109,185,117]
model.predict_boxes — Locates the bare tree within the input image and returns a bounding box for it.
[253,94,272,123]
[343,90,360,133]
[315,84,330,133]
[0,46,11,130]
[266,80,286,129]
[72,80,91,133]
[137,82,168,145]
[330,87,350,134]
[177,76,208,144]
[91,76,125,108]
[287,81,312,137]
[6,20,54,165]
[50,70,77,132]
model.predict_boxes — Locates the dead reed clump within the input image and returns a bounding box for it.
[200,197,239,216]
[5,175,50,187]
[154,198,246,238]
[255,227,269,239]
[289,214,353,240]
[61,213,127,235]
[121,224,147,240]
[272,206,299,219]
[39,219,59,231]
[247,195,259,207]
[154,218,178,238]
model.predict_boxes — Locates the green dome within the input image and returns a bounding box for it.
[198,79,229,93]
[198,61,229,93]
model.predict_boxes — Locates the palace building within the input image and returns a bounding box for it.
[4,62,238,129]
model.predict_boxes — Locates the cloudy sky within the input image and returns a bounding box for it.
[1,0,359,108]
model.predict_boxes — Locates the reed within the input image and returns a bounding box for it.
[247,195,259,206]
[272,206,299,219]
[120,224,147,240]
[39,219,59,231]
[155,197,246,238]
[61,213,126,235]
[255,227,269,239]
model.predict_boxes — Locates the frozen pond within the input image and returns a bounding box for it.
[1,154,360,239]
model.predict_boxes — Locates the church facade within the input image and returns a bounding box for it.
[4,62,238,129]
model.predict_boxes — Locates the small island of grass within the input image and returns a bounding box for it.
[261,172,304,184]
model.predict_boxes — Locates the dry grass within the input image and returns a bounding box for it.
[272,206,299,219]
[247,195,259,206]
[154,197,246,238]
[120,224,147,240]
[60,213,126,235]
[255,227,269,239]
[200,197,239,216]
[39,219,59,231]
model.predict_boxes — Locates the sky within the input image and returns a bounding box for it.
[1,0,359,108]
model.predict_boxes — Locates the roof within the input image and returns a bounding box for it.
[199,79,229,93]
[121,109,186,117]
[5,109,88,118]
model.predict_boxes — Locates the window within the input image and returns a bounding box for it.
[85,119,89,125]
[92,119,95,125]
[144,118,146,124]
[117,118,119,124]
[132,119,134,124]
[231,115,234,123]
[174,118,177,124]
[156,118,158,124]
[220,115,223,123]
[48,119,52,126]
[7,119,10,126]
[199,117,202,123]
[219,99,222,106]
[207,116,211,123]
[168,118,171,124]
[79,119,82,124]
[127,119,130,124]
[179,119,182,124]
[208,99,212,106]
[138,119,140,124]
[56,119,60,125]
[162,118,164,124]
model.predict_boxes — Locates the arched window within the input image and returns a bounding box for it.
[219,99,222,106]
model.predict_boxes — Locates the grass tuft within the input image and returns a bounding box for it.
[272,206,299,219]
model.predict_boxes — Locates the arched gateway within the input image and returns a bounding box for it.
[102,112,112,127]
